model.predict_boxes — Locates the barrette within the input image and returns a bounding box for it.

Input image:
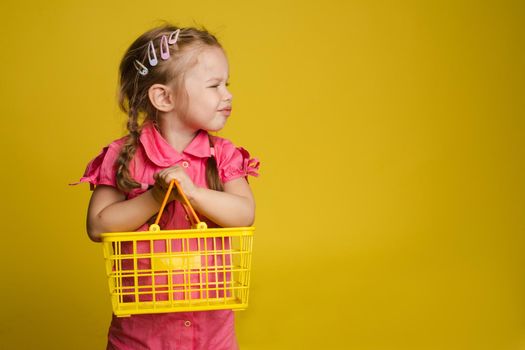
[168,29,181,45]
[147,41,158,66]
[160,35,170,60]
[133,60,149,76]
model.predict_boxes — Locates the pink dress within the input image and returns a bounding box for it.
[79,123,259,350]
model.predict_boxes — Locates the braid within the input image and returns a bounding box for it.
[206,134,224,192]
[116,109,141,192]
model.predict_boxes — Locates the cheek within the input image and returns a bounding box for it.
[185,92,204,111]
[201,91,219,106]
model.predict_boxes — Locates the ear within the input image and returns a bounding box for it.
[148,84,175,112]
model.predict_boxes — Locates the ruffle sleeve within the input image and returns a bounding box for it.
[216,139,260,183]
[75,143,120,190]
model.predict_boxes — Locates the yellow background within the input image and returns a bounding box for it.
[1,1,524,349]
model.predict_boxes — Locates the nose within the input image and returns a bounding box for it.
[223,86,233,102]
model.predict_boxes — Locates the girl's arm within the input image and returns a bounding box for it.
[86,185,161,242]
[86,176,255,242]
[189,177,255,228]
[154,166,255,228]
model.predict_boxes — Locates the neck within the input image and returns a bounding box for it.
[157,115,199,153]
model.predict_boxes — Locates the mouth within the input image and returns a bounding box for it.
[219,107,232,116]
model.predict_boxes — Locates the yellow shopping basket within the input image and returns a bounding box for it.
[100,180,254,317]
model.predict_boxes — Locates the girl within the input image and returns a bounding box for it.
[78,24,259,349]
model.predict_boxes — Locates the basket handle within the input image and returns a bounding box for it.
[150,179,207,231]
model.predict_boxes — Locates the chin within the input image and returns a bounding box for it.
[207,122,227,132]
[207,126,225,133]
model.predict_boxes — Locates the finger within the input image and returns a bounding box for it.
[156,170,169,182]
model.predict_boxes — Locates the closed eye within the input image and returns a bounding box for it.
[208,82,230,88]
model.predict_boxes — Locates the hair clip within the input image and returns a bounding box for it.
[133,60,149,76]
[147,41,158,66]
[168,29,181,45]
[160,35,170,60]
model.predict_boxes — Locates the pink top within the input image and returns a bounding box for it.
[78,122,259,350]
[80,122,259,230]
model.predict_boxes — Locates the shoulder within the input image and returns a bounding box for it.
[209,135,260,183]
[209,134,234,148]
[76,135,129,188]
[92,136,129,168]
[209,135,235,154]
[106,135,128,154]
[209,135,242,164]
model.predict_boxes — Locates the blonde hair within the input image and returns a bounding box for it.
[116,24,224,193]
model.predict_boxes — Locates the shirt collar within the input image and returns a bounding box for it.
[139,123,211,167]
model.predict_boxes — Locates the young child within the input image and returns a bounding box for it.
[77,24,259,350]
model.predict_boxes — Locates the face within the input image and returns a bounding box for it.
[178,46,233,132]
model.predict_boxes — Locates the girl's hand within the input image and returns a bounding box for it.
[150,165,198,204]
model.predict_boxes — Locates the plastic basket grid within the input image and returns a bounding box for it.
[102,227,253,317]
